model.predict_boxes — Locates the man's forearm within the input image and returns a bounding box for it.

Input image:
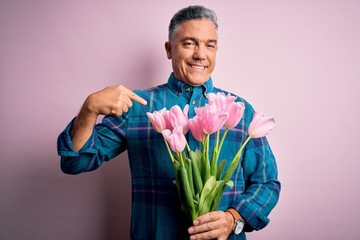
[70,107,98,152]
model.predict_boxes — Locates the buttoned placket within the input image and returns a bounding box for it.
[185,86,207,151]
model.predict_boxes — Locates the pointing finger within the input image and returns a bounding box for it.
[130,93,147,105]
[119,85,147,105]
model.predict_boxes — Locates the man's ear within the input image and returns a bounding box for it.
[165,41,172,59]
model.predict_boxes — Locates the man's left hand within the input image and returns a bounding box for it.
[188,211,233,240]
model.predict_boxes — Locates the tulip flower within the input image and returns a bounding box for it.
[169,105,189,134]
[162,127,187,153]
[207,92,236,111]
[224,101,245,129]
[248,111,275,138]
[188,116,207,142]
[146,108,170,133]
[194,104,229,134]
[207,92,245,129]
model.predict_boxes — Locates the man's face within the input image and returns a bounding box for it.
[165,18,218,86]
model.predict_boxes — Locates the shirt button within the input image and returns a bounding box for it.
[192,100,196,104]
[185,87,191,92]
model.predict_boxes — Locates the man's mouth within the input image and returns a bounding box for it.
[188,64,208,70]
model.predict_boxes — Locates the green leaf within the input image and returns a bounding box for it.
[172,160,181,189]
[197,176,217,216]
[190,149,202,170]
[225,180,234,189]
[216,159,226,180]
[184,158,194,197]
[193,193,200,206]
[210,180,234,211]
[221,152,243,183]
[209,180,227,212]
[189,149,203,195]
[210,147,219,177]
[202,153,211,184]
[179,166,196,220]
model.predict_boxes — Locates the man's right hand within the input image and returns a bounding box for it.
[70,85,147,152]
[83,85,147,117]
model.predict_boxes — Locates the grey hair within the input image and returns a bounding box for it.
[168,5,218,41]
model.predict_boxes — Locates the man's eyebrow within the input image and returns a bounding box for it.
[180,37,218,44]
[180,37,197,42]
[207,39,218,44]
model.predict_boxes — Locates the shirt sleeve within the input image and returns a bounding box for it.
[57,116,127,175]
[230,136,281,232]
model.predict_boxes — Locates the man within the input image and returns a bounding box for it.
[57,5,280,240]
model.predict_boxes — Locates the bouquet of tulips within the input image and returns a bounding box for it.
[146,92,275,222]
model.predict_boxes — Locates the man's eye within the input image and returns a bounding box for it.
[183,42,195,46]
[207,44,216,49]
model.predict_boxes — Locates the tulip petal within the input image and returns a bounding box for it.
[162,127,187,153]
[189,116,207,142]
[169,105,189,134]
[225,101,245,129]
[248,112,275,138]
[146,108,171,133]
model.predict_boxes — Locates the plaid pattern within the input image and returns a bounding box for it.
[57,73,280,240]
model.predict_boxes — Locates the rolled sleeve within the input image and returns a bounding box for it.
[57,115,128,174]
[57,118,98,157]
[57,118,102,175]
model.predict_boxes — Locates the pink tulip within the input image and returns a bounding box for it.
[162,127,187,153]
[224,101,245,129]
[146,108,171,133]
[169,105,189,134]
[207,92,236,110]
[206,92,245,129]
[194,104,229,134]
[248,112,275,138]
[188,116,207,142]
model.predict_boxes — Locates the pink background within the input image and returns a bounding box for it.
[1,1,359,239]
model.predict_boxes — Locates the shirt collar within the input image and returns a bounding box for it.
[167,72,214,97]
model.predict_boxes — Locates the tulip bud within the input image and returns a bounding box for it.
[146,108,170,133]
[248,111,275,138]
[224,101,245,129]
[162,127,187,153]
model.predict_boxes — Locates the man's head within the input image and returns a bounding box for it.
[165,6,218,86]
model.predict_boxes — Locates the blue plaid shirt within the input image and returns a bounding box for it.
[57,73,280,240]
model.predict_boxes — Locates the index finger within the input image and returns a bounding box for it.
[121,86,147,105]
[193,211,222,226]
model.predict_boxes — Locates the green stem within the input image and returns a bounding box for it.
[215,130,220,150]
[163,135,175,163]
[202,135,210,181]
[179,152,185,167]
[206,134,210,164]
[201,141,206,163]
[210,131,221,176]
[186,143,191,153]
[235,136,251,161]
[222,136,252,182]
[218,128,229,154]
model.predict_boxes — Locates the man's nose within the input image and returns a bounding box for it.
[193,44,206,60]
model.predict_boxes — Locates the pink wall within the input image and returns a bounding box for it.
[1,1,359,239]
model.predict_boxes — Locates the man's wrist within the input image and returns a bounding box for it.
[226,208,242,221]
[225,211,235,230]
[226,208,245,235]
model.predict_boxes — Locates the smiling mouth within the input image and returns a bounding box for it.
[189,64,208,70]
